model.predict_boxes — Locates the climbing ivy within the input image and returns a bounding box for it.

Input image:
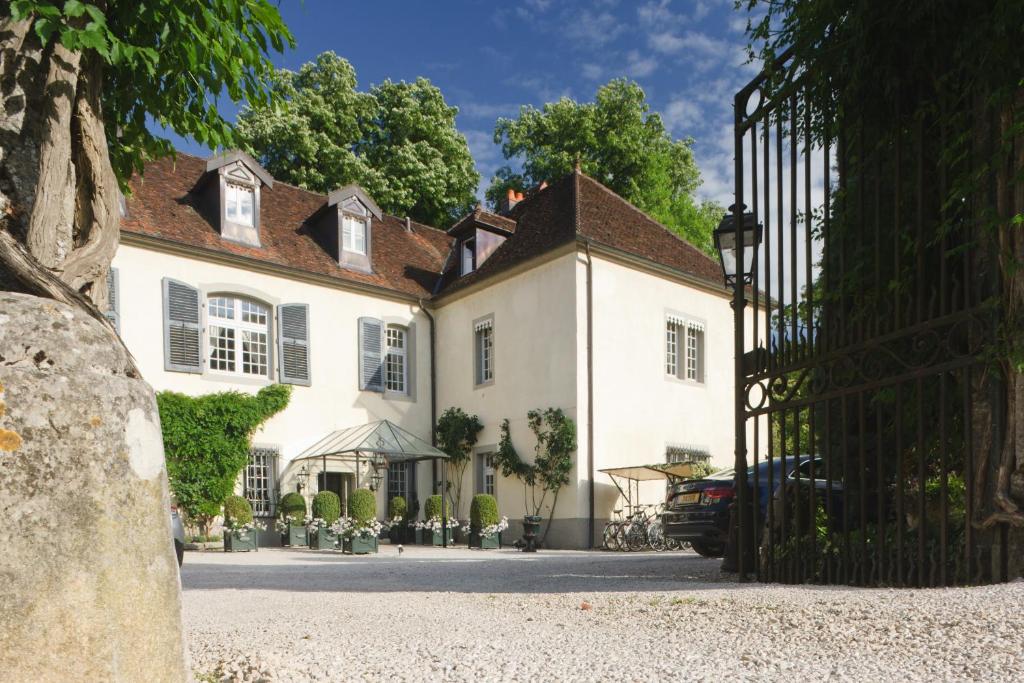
[157,384,291,535]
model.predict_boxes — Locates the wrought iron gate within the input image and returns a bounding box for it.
[731,56,1008,586]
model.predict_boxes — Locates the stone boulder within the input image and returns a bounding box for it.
[0,292,186,681]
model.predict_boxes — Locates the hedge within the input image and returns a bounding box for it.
[312,490,341,524]
[424,494,451,520]
[470,494,499,529]
[223,495,253,526]
[348,488,376,524]
[279,492,306,522]
[389,496,407,520]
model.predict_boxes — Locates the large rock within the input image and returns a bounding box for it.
[0,292,186,681]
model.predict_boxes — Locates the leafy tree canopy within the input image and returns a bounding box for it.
[486,79,723,254]
[9,0,295,186]
[236,51,480,228]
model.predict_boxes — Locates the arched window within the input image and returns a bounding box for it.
[207,295,271,377]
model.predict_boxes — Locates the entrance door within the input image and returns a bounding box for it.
[317,472,355,511]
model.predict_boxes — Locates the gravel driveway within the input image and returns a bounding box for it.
[181,545,1024,682]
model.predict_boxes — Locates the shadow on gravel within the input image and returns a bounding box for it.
[180,551,741,594]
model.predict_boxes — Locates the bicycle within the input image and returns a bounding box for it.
[602,509,625,551]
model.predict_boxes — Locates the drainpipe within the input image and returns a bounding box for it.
[584,241,595,549]
[420,299,444,546]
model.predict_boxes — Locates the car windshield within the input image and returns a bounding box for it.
[707,468,735,480]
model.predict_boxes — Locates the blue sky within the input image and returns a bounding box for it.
[161,0,761,206]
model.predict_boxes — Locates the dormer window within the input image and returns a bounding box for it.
[309,185,382,274]
[196,150,274,249]
[342,198,368,255]
[461,237,476,275]
[225,183,255,227]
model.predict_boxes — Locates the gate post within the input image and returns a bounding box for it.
[732,93,751,581]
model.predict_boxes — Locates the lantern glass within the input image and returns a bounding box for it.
[714,204,761,286]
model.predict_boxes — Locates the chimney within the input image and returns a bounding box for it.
[499,187,523,214]
[404,216,412,232]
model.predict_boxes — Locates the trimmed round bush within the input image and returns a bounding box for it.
[223,495,253,526]
[470,494,499,529]
[389,496,407,520]
[312,490,341,524]
[348,488,376,524]
[279,492,306,523]
[424,494,451,520]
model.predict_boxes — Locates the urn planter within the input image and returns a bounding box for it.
[521,515,542,552]
[283,524,308,547]
[470,530,500,550]
[344,535,379,555]
[310,527,339,550]
[224,528,258,552]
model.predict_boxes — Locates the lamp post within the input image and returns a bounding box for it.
[296,464,309,493]
[369,453,387,492]
[714,202,761,580]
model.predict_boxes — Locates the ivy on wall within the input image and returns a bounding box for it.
[157,384,291,534]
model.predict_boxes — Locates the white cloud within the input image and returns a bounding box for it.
[581,63,605,81]
[456,102,520,120]
[638,0,683,29]
[677,30,732,59]
[625,51,658,78]
[693,1,711,22]
[564,11,624,48]
[663,97,702,135]
[649,31,686,54]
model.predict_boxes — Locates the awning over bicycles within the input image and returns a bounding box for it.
[598,463,697,512]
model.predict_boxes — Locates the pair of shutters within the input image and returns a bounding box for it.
[358,317,414,393]
[161,277,310,385]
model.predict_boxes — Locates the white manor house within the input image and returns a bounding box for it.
[111,150,759,548]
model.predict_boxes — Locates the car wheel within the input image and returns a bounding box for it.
[174,540,184,566]
[690,541,725,558]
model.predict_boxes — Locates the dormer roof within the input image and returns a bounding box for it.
[447,206,517,236]
[327,184,383,219]
[204,150,274,188]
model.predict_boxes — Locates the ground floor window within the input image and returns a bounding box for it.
[245,447,278,516]
[666,446,710,466]
[388,461,408,500]
[477,452,496,495]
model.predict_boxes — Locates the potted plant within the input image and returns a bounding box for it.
[388,496,409,544]
[342,488,381,554]
[468,494,507,549]
[277,491,309,546]
[308,490,341,550]
[223,495,259,552]
[436,407,484,539]
[417,494,457,546]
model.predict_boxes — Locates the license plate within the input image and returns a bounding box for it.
[679,493,700,504]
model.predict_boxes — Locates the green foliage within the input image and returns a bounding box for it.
[389,496,408,520]
[470,494,499,529]
[436,407,484,517]
[424,494,451,521]
[236,51,479,227]
[312,491,341,525]
[688,462,719,480]
[157,384,291,533]
[278,492,306,523]
[223,495,253,527]
[347,488,376,524]
[491,409,577,520]
[9,0,295,187]
[486,79,722,253]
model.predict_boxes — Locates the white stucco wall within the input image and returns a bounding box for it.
[433,250,579,527]
[111,243,434,519]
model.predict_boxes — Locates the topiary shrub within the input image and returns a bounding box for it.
[312,490,341,524]
[424,494,451,520]
[278,492,307,523]
[470,494,499,529]
[348,488,376,524]
[389,496,407,520]
[223,495,253,526]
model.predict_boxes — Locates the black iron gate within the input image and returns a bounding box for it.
[731,56,1009,586]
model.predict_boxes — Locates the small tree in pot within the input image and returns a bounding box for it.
[388,496,408,544]
[436,407,484,530]
[309,491,341,550]
[276,492,309,547]
[223,495,259,552]
[342,488,381,554]
[418,494,457,545]
[468,494,507,549]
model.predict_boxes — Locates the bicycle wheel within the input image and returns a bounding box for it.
[603,522,622,551]
[626,522,648,551]
[647,521,666,551]
[666,536,681,551]
[616,522,632,551]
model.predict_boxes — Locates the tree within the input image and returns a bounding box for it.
[435,406,483,519]
[486,79,723,254]
[157,385,291,536]
[236,51,480,228]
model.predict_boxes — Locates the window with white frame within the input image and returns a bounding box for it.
[474,318,494,385]
[482,453,496,495]
[387,461,408,500]
[666,316,705,383]
[343,214,367,255]
[385,325,408,394]
[245,447,278,516]
[208,295,270,377]
[225,183,255,227]
[666,446,710,465]
[461,237,476,275]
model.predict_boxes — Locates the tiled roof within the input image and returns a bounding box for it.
[447,207,518,235]
[120,153,452,299]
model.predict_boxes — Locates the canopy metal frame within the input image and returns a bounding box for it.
[598,463,696,516]
[288,420,452,547]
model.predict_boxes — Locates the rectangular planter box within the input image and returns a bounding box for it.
[431,529,454,546]
[310,527,339,550]
[470,531,500,549]
[224,529,258,552]
[284,525,308,547]
[344,535,379,555]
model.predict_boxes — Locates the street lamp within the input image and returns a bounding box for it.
[296,464,309,493]
[713,203,762,287]
[368,453,387,492]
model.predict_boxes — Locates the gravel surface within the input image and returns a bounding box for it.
[181,545,1024,682]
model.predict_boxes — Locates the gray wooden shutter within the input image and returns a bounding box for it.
[104,267,120,333]
[162,277,202,373]
[278,303,311,386]
[697,329,706,383]
[358,317,384,391]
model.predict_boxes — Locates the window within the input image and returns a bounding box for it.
[474,319,494,385]
[461,237,476,275]
[343,214,367,255]
[666,316,705,383]
[225,183,255,227]
[388,461,408,500]
[385,325,408,394]
[245,447,278,517]
[667,446,710,465]
[482,454,496,495]
[208,295,270,377]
